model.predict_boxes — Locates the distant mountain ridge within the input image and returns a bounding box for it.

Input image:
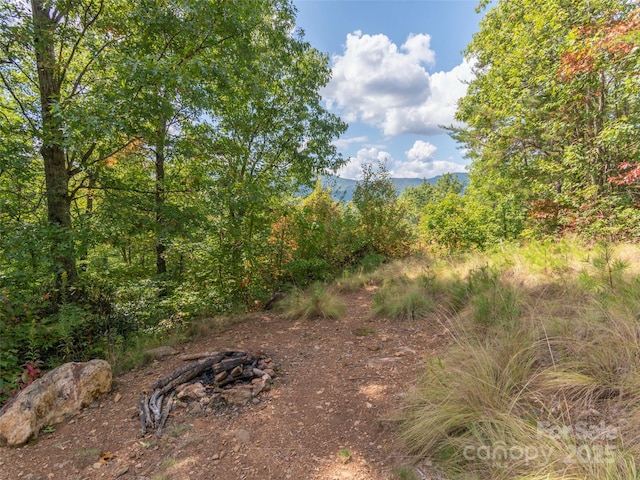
[318,172,469,202]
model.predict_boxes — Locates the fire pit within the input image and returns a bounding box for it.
[138,351,275,437]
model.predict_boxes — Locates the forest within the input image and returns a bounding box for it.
[1,1,640,471]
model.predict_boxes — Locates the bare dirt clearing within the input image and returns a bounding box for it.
[0,288,449,480]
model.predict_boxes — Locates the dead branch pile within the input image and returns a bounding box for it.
[139,351,273,437]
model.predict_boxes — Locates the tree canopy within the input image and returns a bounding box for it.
[453,0,640,238]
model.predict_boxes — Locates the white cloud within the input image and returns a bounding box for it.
[390,140,466,178]
[323,31,474,136]
[332,135,368,150]
[337,146,392,179]
[338,142,466,180]
[390,159,467,179]
[406,140,437,162]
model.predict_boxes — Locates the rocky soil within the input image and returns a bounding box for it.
[0,287,449,480]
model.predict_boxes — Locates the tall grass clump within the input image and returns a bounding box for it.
[372,274,436,320]
[399,325,545,477]
[281,283,346,320]
[397,241,640,479]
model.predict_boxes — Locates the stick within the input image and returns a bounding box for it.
[138,394,147,436]
[149,389,163,427]
[179,352,220,361]
[157,391,175,438]
[141,392,152,434]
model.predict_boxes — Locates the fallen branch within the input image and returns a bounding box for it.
[156,391,175,438]
[150,353,225,391]
[179,352,221,361]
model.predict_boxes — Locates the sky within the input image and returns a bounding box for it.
[292,0,483,179]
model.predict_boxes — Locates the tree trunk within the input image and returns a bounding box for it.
[31,0,78,289]
[155,122,167,276]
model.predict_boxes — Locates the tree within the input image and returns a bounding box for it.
[352,161,413,257]
[453,0,640,238]
[188,13,347,301]
[0,0,137,293]
[401,173,465,224]
[420,193,491,253]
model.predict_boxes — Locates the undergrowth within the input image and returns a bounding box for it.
[394,240,640,479]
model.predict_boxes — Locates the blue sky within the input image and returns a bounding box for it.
[293,0,483,179]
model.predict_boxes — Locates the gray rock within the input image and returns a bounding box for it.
[0,359,112,446]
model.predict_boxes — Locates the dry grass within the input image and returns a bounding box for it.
[281,283,346,320]
[395,241,640,479]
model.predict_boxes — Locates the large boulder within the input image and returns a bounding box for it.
[0,359,112,446]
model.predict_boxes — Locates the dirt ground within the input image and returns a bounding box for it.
[0,287,449,480]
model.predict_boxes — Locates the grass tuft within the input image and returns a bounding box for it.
[282,283,346,320]
[372,275,436,320]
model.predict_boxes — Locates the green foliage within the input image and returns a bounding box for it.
[466,266,521,328]
[420,193,493,253]
[454,0,640,240]
[352,161,414,258]
[0,0,349,396]
[272,182,359,287]
[337,447,352,464]
[392,465,419,480]
[580,241,630,291]
[401,172,465,224]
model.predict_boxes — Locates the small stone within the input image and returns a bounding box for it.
[113,393,122,403]
[114,464,129,477]
[234,429,251,443]
[215,371,227,382]
[222,387,252,405]
[264,368,275,377]
[177,382,206,400]
[367,357,400,367]
[93,461,103,469]
[189,402,203,414]
[252,379,270,396]
[230,365,243,378]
